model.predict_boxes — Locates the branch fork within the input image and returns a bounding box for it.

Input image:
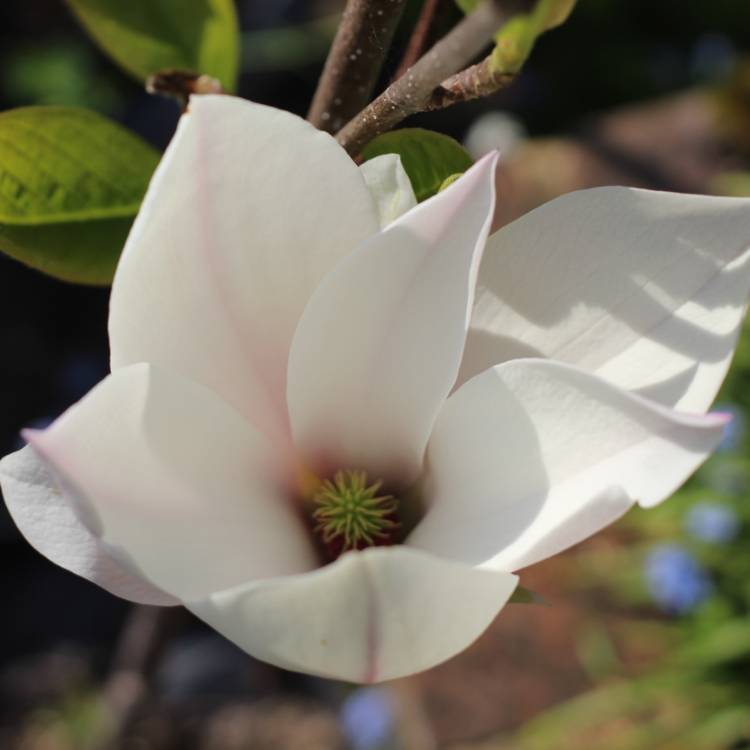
[309,0,515,156]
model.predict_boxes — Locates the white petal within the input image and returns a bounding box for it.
[189,545,517,683]
[25,364,316,602]
[0,445,176,606]
[287,153,498,484]
[409,359,728,572]
[109,95,380,445]
[359,154,417,228]
[460,188,750,412]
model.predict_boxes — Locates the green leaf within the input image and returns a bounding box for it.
[361,128,473,202]
[0,107,159,225]
[66,0,240,92]
[0,219,135,286]
[0,106,160,285]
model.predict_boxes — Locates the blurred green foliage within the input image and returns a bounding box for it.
[2,42,121,112]
[66,0,240,92]
[241,13,340,73]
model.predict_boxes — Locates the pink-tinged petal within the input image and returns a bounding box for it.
[0,445,176,606]
[109,95,380,447]
[409,359,727,572]
[25,364,317,602]
[287,153,498,484]
[460,188,750,413]
[189,545,517,683]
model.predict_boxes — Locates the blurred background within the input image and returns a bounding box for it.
[2,1,750,748]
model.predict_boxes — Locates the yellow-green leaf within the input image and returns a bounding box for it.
[0,106,159,285]
[0,219,134,286]
[66,0,240,92]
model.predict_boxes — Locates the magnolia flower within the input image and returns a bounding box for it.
[2,96,750,684]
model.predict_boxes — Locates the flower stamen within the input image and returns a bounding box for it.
[312,470,399,551]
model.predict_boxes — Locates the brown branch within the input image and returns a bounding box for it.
[308,0,408,134]
[336,0,508,156]
[427,55,515,109]
[393,0,442,80]
[94,605,186,749]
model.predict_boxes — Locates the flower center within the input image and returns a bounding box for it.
[312,469,399,552]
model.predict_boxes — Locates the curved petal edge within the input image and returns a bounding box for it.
[23,363,316,603]
[288,152,498,484]
[110,94,380,445]
[189,545,517,683]
[462,187,750,414]
[0,445,178,606]
[410,358,728,572]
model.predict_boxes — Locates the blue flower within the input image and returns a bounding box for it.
[685,502,741,544]
[644,544,713,615]
[340,687,395,750]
